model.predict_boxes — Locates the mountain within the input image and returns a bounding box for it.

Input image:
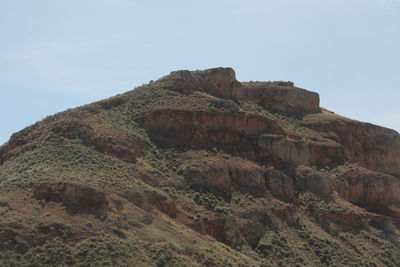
[1,67,399,266]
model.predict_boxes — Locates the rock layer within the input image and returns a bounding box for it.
[158,67,320,114]
[240,82,320,114]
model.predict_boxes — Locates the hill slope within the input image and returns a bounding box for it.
[1,67,399,266]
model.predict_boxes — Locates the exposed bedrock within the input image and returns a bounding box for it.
[136,107,386,172]
[157,67,241,98]
[265,168,295,202]
[135,109,283,162]
[258,134,310,166]
[304,114,400,174]
[334,167,400,221]
[294,166,334,200]
[158,67,320,115]
[156,67,400,174]
[33,183,109,216]
[0,119,151,164]
[136,108,347,169]
[240,82,320,115]
[178,152,267,197]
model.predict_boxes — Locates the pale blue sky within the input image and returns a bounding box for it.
[1,0,399,145]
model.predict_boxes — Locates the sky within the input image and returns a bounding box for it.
[0,0,399,145]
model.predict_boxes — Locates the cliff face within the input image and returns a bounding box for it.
[157,67,320,115]
[145,67,400,174]
[303,113,400,174]
[0,67,399,266]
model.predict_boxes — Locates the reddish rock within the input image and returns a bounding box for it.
[295,166,334,199]
[257,135,346,170]
[265,168,295,202]
[335,167,400,219]
[158,68,320,115]
[159,199,178,218]
[240,219,266,248]
[308,141,345,167]
[157,67,241,97]
[33,183,109,216]
[258,134,310,166]
[136,109,283,162]
[194,67,242,97]
[229,161,265,190]
[180,163,232,194]
[240,82,320,115]
[304,112,400,174]
[0,118,151,164]
[178,152,266,196]
[222,218,246,250]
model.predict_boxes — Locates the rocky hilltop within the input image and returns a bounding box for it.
[0,67,399,266]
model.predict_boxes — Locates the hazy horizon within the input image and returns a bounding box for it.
[1,0,399,145]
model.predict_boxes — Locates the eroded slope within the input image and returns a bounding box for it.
[1,67,399,266]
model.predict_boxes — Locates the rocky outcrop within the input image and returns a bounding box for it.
[157,67,241,98]
[258,135,346,168]
[135,109,283,161]
[178,152,266,197]
[180,163,232,194]
[51,119,151,163]
[33,183,109,216]
[135,107,346,169]
[335,167,400,220]
[258,134,310,166]
[294,166,334,199]
[240,82,320,115]
[265,168,295,201]
[308,141,346,167]
[158,67,320,115]
[0,118,151,164]
[304,112,400,174]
